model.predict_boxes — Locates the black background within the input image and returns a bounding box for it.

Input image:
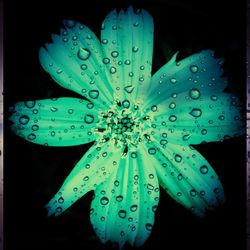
[4,0,246,249]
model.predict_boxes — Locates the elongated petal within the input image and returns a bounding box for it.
[143,141,224,217]
[145,50,227,108]
[9,98,100,146]
[46,142,121,216]
[148,92,243,145]
[90,146,159,248]
[101,7,153,102]
[39,21,113,108]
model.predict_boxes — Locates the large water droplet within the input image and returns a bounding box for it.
[24,101,36,108]
[200,165,208,174]
[151,105,157,112]
[77,48,91,60]
[27,133,36,140]
[170,78,177,84]
[88,90,99,99]
[189,108,202,118]
[148,148,156,155]
[58,197,64,204]
[111,51,119,58]
[118,210,127,219]
[175,154,182,163]
[110,67,117,74]
[130,205,138,212]
[190,65,199,73]
[19,115,30,125]
[169,102,176,109]
[145,223,153,231]
[100,197,109,205]
[169,115,177,122]
[189,88,200,100]
[124,85,134,94]
[116,195,123,202]
[122,100,130,108]
[84,114,94,124]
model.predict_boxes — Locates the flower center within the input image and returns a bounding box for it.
[94,100,152,156]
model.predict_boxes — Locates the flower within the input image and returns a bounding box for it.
[9,6,243,248]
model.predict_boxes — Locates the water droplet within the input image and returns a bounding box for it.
[114,180,120,187]
[19,115,30,125]
[110,67,116,74]
[177,174,183,180]
[201,129,207,135]
[87,103,94,109]
[120,231,125,237]
[32,124,39,131]
[133,22,139,27]
[58,197,64,204]
[151,105,157,112]
[145,223,153,231]
[122,100,130,108]
[100,197,109,205]
[169,102,176,109]
[152,205,157,212]
[116,195,123,202]
[160,139,168,145]
[190,65,199,73]
[218,115,225,121]
[182,134,190,141]
[131,152,137,158]
[118,210,127,219]
[56,69,63,74]
[200,165,208,174]
[130,205,138,212]
[189,108,202,118]
[132,46,139,52]
[139,77,144,82]
[189,88,200,100]
[140,65,145,70]
[210,95,218,101]
[88,90,99,99]
[77,48,91,60]
[147,183,154,190]
[62,37,68,42]
[162,133,167,138]
[148,148,156,155]
[175,154,182,163]
[56,207,62,213]
[124,85,134,94]
[129,72,134,77]
[102,39,108,44]
[72,35,78,41]
[51,131,56,136]
[190,189,197,197]
[68,109,74,114]
[83,176,89,181]
[111,51,119,58]
[169,115,177,122]
[24,101,36,108]
[50,107,58,112]
[84,114,94,124]
[170,78,177,84]
[112,25,117,30]
[102,58,110,64]
[81,64,88,70]
[27,133,36,140]
[124,60,131,65]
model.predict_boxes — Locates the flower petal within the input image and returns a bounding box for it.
[46,142,121,216]
[9,98,100,146]
[149,92,243,145]
[90,147,159,248]
[145,50,227,108]
[39,21,113,108]
[144,141,224,217]
[101,6,153,102]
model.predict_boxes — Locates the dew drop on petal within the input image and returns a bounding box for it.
[169,102,176,109]
[210,95,218,101]
[58,197,64,204]
[84,114,94,124]
[201,129,207,135]
[81,64,88,70]
[170,78,177,84]
[27,133,36,140]
[130,205,138,212]
[189,108,202,118]
[190,65,199,73]
[100,197,109,205]
[110,67,117,74]
[200,165,208,174]
[151,105,157,112]
[102,58,110,64]
[32,124,39,131]
[19,115,30,125]
[145,223,153,231]
[148,148,156,155]
[122,100,130,108]
[175,154,182,163]
[111,51,119,58]
[132,46,139,52]
[116,195,123,202]
[77,48,91,60]
[24,101,36,108]
[88,90,99,99]
[189,88,200,100]
[118,210,127,219]
[124,85,134,94]
[169,115,177,122]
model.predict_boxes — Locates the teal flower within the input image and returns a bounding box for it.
[9,6,243,248]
